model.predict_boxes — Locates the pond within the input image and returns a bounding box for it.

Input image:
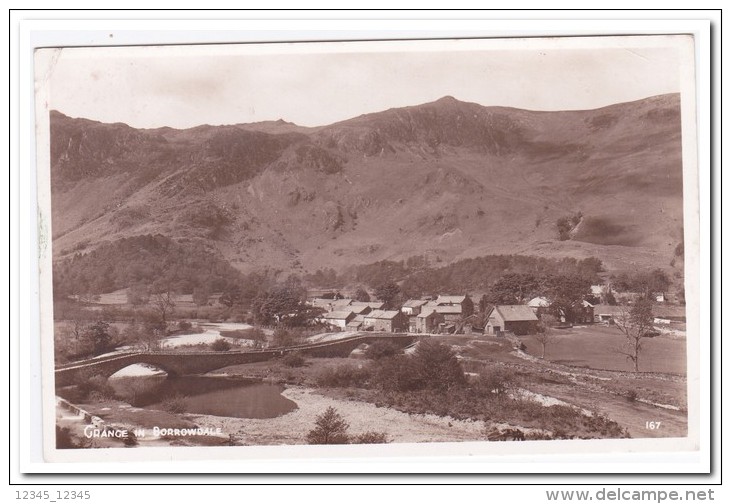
[84,375,297,419]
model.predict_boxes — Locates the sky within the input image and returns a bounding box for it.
[39,37,685,129]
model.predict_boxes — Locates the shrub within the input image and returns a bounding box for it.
[77,374,115,401]
[177,320,193,331]
[56,425,76,449]
[364,340,401,360]
[316,365,371,388]
[306,406,350,445]
[623,389,638,402]
[352,431,390,444]
[372,355,422,392]
[411,340,466,391]
[210,338,232,351]
[161,394,188,414]
[478,367,516,396]
[282,352,306,368]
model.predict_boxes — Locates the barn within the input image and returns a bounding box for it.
[484,305,539,336]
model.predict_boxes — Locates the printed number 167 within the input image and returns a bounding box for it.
[645,421,662,430]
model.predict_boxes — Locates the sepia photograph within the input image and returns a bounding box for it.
[33,34,700,462]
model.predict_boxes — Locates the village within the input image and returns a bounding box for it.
[308,286,685,338]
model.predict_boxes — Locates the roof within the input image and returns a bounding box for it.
[323,310,355,320]
[403,299,428,308]
[593,305,626,315]
[365,310,401,320]
[348,304,372,314]
[350,301,385,309]
[417,308,439,318]
[351,314,366,323]
[527,296,551,308]
[331,299,353,308]
[435,305,462,314]
[494,305,538,322]
[436,295,467,304]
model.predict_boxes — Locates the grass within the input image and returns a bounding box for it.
[520,325,686,375]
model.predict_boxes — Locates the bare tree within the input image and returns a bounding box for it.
[536,313,559,359]
[151,290,176,326]
[614,299,655,372]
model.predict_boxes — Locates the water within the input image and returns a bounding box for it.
[108,376,298,419]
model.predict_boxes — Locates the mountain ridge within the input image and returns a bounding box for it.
[49,93,684,280]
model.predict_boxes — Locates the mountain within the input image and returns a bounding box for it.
[49,94,685,281]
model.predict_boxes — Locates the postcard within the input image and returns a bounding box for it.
[33,33,701,465]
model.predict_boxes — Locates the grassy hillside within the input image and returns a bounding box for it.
[49,94,685,283]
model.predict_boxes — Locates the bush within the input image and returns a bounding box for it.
[352,431,390,444]
[177,320,192,331]
[372,355,422,392]
[160,394,188,414]
[306,406,350,445]
[364,340,401,360]
[282,352,306,368]
[77,374,115,401]
[210,338,232,351]
[411,340,466,391]
[478,367,516,396]
[316,365,371,388]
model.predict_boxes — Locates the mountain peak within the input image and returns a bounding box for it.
[432,95,463,106]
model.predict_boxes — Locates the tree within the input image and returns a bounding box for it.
[536,314,559,359]
[412,340,466,392]
[353,287,371,302]
[151,290,176,325]
[614,298,655,372]
[487,273,539,304]
[374,282,401,309]
[306,406,350,445]
[210,338,232,351]
[192,286,211,306]
[252,283,324,328]
[218,286,242,308]
[86,320,114,356]
[126,284,150,307]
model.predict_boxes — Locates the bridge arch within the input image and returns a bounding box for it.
[107,362,173,379]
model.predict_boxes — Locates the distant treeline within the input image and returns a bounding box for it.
[54,234,605,307]
[53,234,245,296]
[308,254,604,298]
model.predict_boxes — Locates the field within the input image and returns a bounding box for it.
[520,325,687,375]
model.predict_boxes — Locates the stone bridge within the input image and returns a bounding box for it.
[55,333,419,387]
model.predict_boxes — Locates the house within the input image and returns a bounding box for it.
[416,308,444,333]
[593,305,626,323]
[364,310,408,332]
[574,300,595,324]
[527,296,551,315]
[434,295,474,317]
[331,298,354,310]
[346,314,366,331]
[351,301,385,311]
[322,310,356,330]
[435,304,463,323]
[484,305,539,335]
[590,285,604,297]
[401,299,428,316]
[347,303,373,315]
